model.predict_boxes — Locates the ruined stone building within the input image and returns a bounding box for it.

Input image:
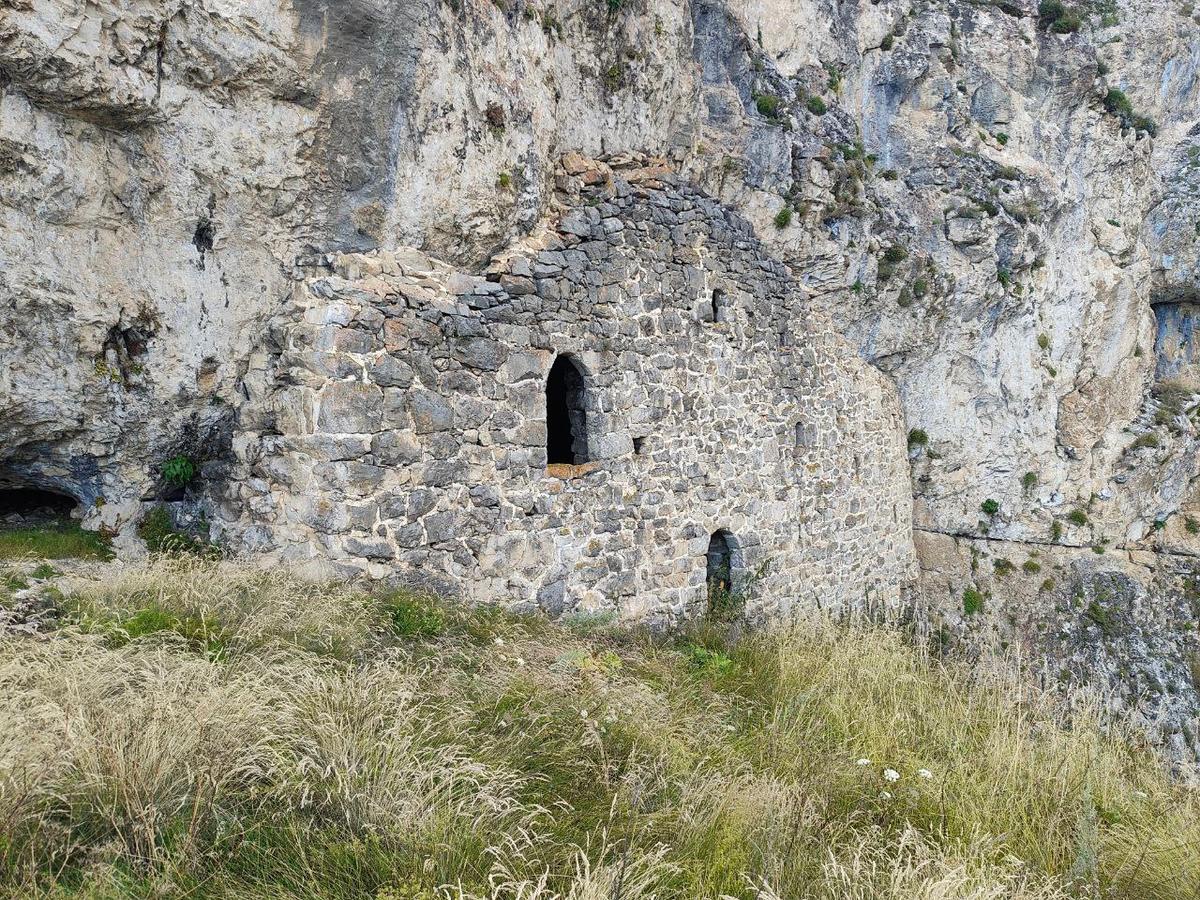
[220,155,915,622]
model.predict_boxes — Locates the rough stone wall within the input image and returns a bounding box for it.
[916,532,1200,774]
[221,155,915,621]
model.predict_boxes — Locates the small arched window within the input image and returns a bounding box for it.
[546,355,589,465]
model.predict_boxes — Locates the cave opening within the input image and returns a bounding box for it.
[0,484,79,527]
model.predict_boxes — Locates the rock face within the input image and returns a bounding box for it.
[222,156,915,622]
[2,0,1200,766]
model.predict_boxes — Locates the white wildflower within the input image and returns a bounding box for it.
[917,768,933,780]
[856,758,871,766]
[580,709,588,719]
[883,769,900,782]
[880,791,893,800]
[515,656,526,666]
[493,637,505,646]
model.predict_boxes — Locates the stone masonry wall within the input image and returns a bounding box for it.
[221,154,915,623]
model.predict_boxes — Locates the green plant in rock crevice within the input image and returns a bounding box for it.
[161,455,197,488]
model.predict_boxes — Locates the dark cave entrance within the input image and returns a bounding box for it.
[546,355,589,465]
[0,484,79,528]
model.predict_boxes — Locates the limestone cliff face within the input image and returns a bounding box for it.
[2,1,1200,763]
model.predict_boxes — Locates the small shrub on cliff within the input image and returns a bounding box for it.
[981,498,1001,517]
[1103,87,1134,118]
[1130,432,1161,451]
[907,428,929,448]
[161,454,196,487]
[1103,88,1158,135]
[806,95,828,115]
[1067,508,1089,527]
[1038,0,1082,32]
[773,206,793,229]
[753,91,781,118]
[962,587,985,615]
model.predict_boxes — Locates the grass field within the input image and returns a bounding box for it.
[0,522,112,562]
[0,558,1198,899]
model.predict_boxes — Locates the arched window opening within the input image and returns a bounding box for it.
[711,288,728,323]
[706,529,742,619]
[546,355,589,465]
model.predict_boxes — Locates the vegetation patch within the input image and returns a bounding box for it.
[962,587,985,616]
[1,561,1198,897]
[161,454,197,488]
[752,91,781,119]
[1037,0,1083,33]
[0,523,113,561]
[1103,88,1158,136]
[383,590,448,639]
[137,506,214,556]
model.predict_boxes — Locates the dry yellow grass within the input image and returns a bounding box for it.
[0,558,1196,899]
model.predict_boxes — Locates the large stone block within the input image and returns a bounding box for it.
[317,382,384,434]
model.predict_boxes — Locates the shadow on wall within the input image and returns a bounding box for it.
[1154,299,1200,382]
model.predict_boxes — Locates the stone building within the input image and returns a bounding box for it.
[221,155,915,622]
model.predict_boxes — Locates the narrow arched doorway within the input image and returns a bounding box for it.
[546,355,589,465]
[706,529,741,619]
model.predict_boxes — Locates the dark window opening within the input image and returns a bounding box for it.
[546,355,589,465]
[711,288,727,323]
[633,436,646,455]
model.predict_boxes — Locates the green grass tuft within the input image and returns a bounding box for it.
[383,590,447,638]
[0,523,113,561]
